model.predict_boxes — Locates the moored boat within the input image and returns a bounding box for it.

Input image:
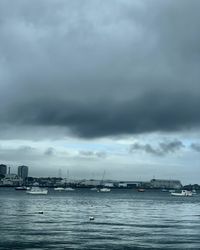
[15,186,30,191]
[171,190,192,197]
[64,187,75,191]
[99,188,111,192]
[26,187,48,195]
[137,188,145,192]
[54,187,65,191]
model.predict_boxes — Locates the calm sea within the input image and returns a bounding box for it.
[0,188,200,249]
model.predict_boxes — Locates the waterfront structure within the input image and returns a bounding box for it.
[117,181,146,188]
[0,174,23,186]
[80,179,101,187]
[118,182,128,188]
[104,182,114,188]
[18,165,28,180]
[150,179,182,189]
[0,164,7,176]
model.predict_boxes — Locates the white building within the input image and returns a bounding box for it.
[150,179,182,189]
[104,182,114,188]
[80,179,101,187]
[118,182,128,188]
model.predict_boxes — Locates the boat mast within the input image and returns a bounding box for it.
[100,170,105,186]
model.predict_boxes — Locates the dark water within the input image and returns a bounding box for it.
[0,188,200,249]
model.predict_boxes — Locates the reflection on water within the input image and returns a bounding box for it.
[0,188,200,249]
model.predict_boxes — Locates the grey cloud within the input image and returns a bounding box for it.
[18,145,35,153]
[129,143,161,156]
[79,150,107,158]
[0,1,200,139]
[0,145,39,164]
[159,140,184,154]
[95,151,107,158]
[3,91,200,138]
[190,143,200,152]
[130,140,184,156]
[44,147,55,156]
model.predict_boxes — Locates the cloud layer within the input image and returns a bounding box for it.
[0,0,200,139]
[129,140,185,156]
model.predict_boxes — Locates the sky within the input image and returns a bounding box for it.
[0,0,200,184]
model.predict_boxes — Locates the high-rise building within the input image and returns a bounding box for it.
[0,164,7,176]
[18,165,28,180]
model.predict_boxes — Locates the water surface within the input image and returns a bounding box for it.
[0,188,200,249]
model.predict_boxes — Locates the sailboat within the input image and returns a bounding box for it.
[99,170,111,192]
[64,169,75,191]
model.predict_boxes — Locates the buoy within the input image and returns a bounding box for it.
[89,216,94,221]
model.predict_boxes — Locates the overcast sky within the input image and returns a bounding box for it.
[0,0,200,184]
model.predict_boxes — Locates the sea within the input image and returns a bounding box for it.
[0,188,200,250]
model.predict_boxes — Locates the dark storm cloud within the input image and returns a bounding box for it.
[3,91,200,138]
[130,140,184,156]
[0,0,200,138]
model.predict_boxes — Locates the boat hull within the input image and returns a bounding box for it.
[54,187,65,191]
[171,190,192,197]
[26,191,48,195]
[99,188,111,192]
[64,188,75,191]
[15,186,30,191]
[26,187,48,195]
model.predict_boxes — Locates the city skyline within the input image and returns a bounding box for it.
[0,1,200,184]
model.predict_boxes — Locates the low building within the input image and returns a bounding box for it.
[79,179,101,187]
[118,182,128,188]
[0,174,23,186]
[104,182,114,188]
[118,181,143,188]
[150,179,182,189]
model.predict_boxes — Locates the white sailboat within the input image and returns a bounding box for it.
[98,170,111,192]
